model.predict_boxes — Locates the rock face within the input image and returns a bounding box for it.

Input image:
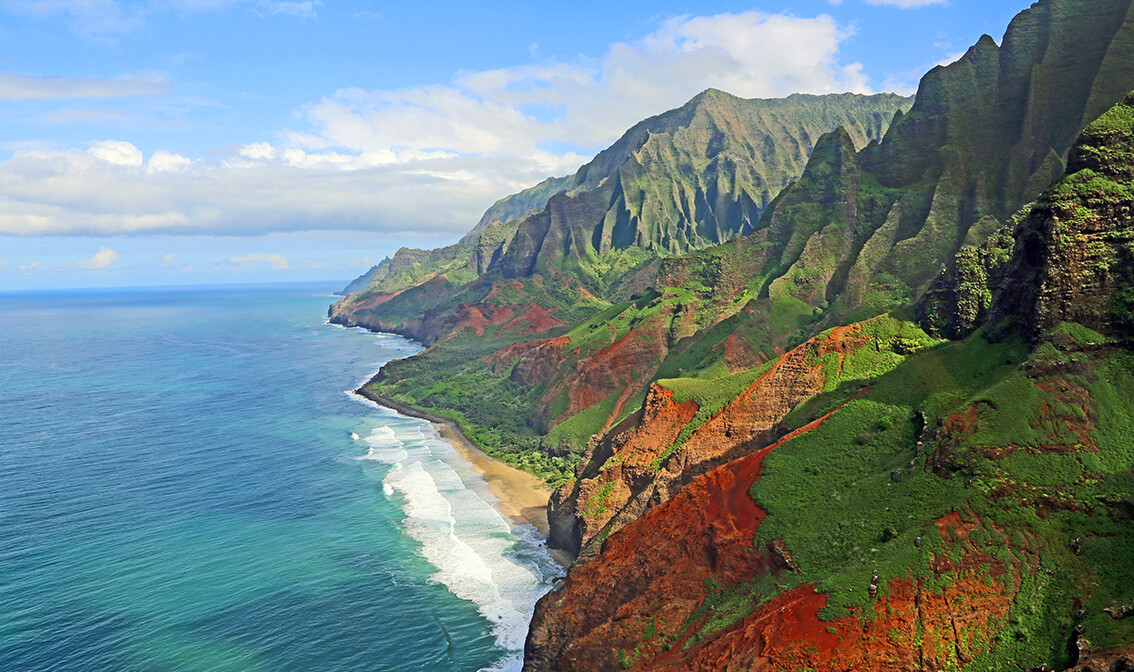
[990,92,1134,340]
[495,91,912,284]
[459,174,574,245]
[534,0,1134,558]
[750,0,1134,324]
[549,323,873,558]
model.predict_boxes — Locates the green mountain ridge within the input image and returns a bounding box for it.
[329,90,912,480]
[537,0,1134,554]
[459,174,574,245]
[333,90,911,327]
[522,86,1134,672]
[323,0,1134,668]
[331,0,1134,489]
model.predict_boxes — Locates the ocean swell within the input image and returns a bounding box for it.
[354,421,561,670]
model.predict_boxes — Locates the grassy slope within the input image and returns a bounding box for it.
[644,89,1134,670]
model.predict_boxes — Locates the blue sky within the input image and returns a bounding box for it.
[0,0,1028,289]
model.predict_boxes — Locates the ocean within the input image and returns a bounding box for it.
[0,283,561,672]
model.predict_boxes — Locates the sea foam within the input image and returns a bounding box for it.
[353,421,562,668]
[357,425,409,463]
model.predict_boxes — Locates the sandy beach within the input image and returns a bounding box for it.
[357,389,562,552]
[433,424,553,537]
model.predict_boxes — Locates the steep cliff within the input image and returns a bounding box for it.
[492,90,912,291]
[329,243,477,327]
[550,319,902,558]
[523,89,1134,672]
[534,0,1134,554]
[990,92,1134,340]
[459,174,574,245]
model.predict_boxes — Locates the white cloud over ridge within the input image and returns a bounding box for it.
[0,10,875,239]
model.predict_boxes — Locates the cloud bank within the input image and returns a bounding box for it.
[0,10,875,239]
[0,72,171,100]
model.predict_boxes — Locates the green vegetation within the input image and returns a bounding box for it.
[652,364,772,467]
[459,174,573,244]
[333,92,915,478]
[546,391,621,450]
[724,317,1134,667]
[512,12,1134,671]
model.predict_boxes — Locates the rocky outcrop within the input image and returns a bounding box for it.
[535,307,674,430]
[483,337,570,386]
[527,394,893,672]
[546,383,700,557]
[917,219,1015,339]
[548,323,873,558]
[528,396,1042,672]
[1065,651,1134,672]
[740,0,1134,325]
[990,92,1134,340]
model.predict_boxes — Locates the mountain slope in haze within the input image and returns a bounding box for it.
[336,256,389,295]
[334,174,574,302]
[524,89,1134,672]
[459,174,574,245]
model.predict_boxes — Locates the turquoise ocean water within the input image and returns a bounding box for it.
[0,283,560,672]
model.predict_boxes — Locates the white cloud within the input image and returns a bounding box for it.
[89,140,144,167]
[300,11,871,160]
[0,10,880,240]
[2,0,321,38]
[230,253,289,269]
[935,51,967,68]
[0,72,169,100]
[864,0,946,7]
[44,108,137,124]
[0,143,537,237]
[162,253,177,264]
[76,246,120,269]
[879,47,969,95]
[18,261,39,271]
[148,151,192,173]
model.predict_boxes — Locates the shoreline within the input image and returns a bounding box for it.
[357,386,558,545]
